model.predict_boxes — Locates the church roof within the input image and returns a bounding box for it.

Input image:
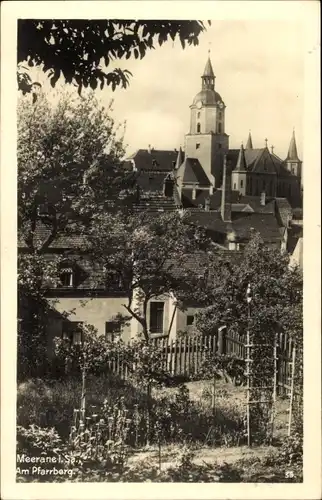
[127,149,178,172]
[228,147,285,175]
[176,158,211,186]
[203,57,215,78]
[286,130,300,162]
[193,89,222,106]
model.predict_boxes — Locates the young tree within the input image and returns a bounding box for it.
[85,210,214,342]
[18,20,210,94]
[17,90,135,378]
[196,233,303,343]
[18,90,136,254]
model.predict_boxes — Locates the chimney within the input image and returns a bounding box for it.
[205,197,210,211]
[260,191,266,206]
[221,155,232,222]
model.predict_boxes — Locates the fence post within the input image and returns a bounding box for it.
[218,326,227,355]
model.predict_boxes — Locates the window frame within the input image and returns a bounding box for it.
[186,315,195,327]
[62,321,84,345]
[149,301,165,335]
[59,267,74,288]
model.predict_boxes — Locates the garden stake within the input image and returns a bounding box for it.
[158,439,162,472]
[270,334,278,441]
[288,345,296,436]
[211,372,216,422]
[246,283,252,447]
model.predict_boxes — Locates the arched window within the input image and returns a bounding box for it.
[218,123,222,134]
[218,111,222,120]
[197,123,201,133]
[197,112,200,119]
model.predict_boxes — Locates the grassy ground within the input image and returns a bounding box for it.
[157,378,290,440]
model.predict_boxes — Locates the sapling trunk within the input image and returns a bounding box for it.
[211,372,216,421]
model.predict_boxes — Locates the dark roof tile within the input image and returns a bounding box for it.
[127,149,178,172]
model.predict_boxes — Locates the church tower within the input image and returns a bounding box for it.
[184,55,229,189]
[285,130,302,184]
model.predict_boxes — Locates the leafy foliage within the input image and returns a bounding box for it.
[196,233,303,342]
[18,20,210,94]
[85,210,214,341]
[17,90,136,379]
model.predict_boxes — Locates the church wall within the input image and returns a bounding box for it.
[231,172,247,196]
[185,133,214,185]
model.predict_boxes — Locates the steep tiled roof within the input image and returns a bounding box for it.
[133,193,178,213]
[275,197,293,227]
[177,158,211,186]
[182,189,240,210]
[186,210,282,244]
[231,213,282,242]
[127,149,178,172]
[135,171,168,192]
[19,223,87,250]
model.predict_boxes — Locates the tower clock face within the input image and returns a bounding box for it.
[196,101,202,109]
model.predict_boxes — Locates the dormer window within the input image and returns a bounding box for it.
[60,267,74,287]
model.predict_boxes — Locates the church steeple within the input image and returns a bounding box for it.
[201,54,215,90]
[286,129,300,161]
[235,143,247,171]
[245,131,253,149]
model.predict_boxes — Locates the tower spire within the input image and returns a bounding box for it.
[286,129,300,161]
[202,54,215,90]
[245,131,253,149]
[235,143,247,171]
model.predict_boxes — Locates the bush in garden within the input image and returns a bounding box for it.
[17,374,147,439]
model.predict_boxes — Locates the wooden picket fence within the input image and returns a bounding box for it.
[106,329,295,394]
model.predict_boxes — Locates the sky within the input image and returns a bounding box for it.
[28,19,304,160]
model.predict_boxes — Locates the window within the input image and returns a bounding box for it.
[196,143,200,149]
[240,180,244,188]
[218,143,222,149]
[186,315,195,326]
[105,320,121,342]
[197,112,200,119]
[62,321,83,345]
[218,123,222,133]
[60,267,74,287]
[218,111,222,120]
[263,180,266,189]
[197,123,201,133]
[149,302,164,334]
[233,183,237,190]
[291,167,295,174]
